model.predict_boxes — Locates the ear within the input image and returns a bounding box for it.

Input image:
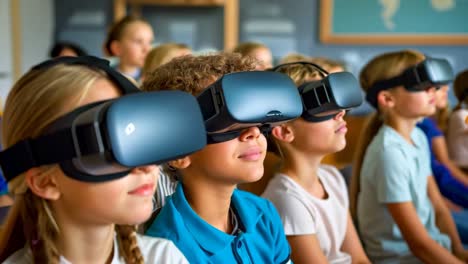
[25,167,61,200]
[168,156,191,170]
[271,124,295,143]
[377,90,395,109]
[110,41,122,57]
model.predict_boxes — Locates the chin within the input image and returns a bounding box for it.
[243,168,264,183]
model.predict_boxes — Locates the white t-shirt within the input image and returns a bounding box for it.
[262,165,351,264]
[3,233,188,264]
[447,109,468,168]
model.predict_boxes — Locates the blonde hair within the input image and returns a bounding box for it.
[0,64,144,263]
[453,69,468,111]
[232,42,269,57]
[309,57,346,72]
[349,50,425,220]
[278,53,309,64]
[142,43,191,77]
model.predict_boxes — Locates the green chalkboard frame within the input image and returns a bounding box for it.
[319,0,468,45]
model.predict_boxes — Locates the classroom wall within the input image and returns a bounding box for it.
[54,0,468,112]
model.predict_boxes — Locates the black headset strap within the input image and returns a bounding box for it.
[32,56,140,95]
[270,61,329,77]
[0,129,76,181]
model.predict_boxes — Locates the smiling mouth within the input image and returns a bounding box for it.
[128,183,154,196]
[238,149,263,161]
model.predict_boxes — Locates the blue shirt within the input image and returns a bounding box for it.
[357,125,451,263]
[0,126,7,195]
[417,118,468,207]
[417,118,443,173]
[146,184,291,264]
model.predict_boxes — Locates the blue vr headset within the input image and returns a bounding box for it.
[0,56,207,183]
[366,57,454,108]
[272,62,363,122]
[197,71,303,144]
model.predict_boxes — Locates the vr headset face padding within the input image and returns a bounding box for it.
[197,71,303,133]
[0,91,207,183]
[300,72,363,120]
[366,58,454,108]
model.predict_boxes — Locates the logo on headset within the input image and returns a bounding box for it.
[125,123,136,135]
[266,110,283,121]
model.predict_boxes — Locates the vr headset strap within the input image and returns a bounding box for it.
[366,73,412,108]
[0,129,76,181]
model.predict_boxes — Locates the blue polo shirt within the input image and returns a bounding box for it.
[146,184,291,264]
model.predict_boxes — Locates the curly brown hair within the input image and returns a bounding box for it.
[141,53,257,96]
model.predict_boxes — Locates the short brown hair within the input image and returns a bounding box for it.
[141,53,257,96]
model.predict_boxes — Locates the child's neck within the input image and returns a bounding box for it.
[280,152,327,199]
[385,115,419,144]
[183,178,235,233]
[56,220,115,263]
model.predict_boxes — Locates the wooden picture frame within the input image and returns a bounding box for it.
[319,0,468,45]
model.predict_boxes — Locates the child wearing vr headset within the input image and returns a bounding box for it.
[0,56,209,263]
[448,70,468,172]
[261,62,370,264]
[142,53,300,263]
[349,50,468,263]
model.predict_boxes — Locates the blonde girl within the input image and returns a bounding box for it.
[350,50,468,263]
[0,57,188,263]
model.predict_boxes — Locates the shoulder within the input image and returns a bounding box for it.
[2,247,32,264]
[136,234,188,263]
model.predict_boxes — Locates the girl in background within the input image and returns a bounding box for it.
[104,15,154,83]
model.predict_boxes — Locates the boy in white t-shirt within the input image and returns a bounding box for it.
[262,62,370,264]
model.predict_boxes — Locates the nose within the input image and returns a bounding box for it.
[426,86,437,94]
[333,110,346,120]
[239,126,261,141]
[131,165,159,174]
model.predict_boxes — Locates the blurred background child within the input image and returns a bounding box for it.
[233,41,273,70]
[49,41,87,58]
[104,15,154,83]
[141,42,192,83]
[447,70,468,172]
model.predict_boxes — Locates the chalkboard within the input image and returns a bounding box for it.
[320,0,468,45]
